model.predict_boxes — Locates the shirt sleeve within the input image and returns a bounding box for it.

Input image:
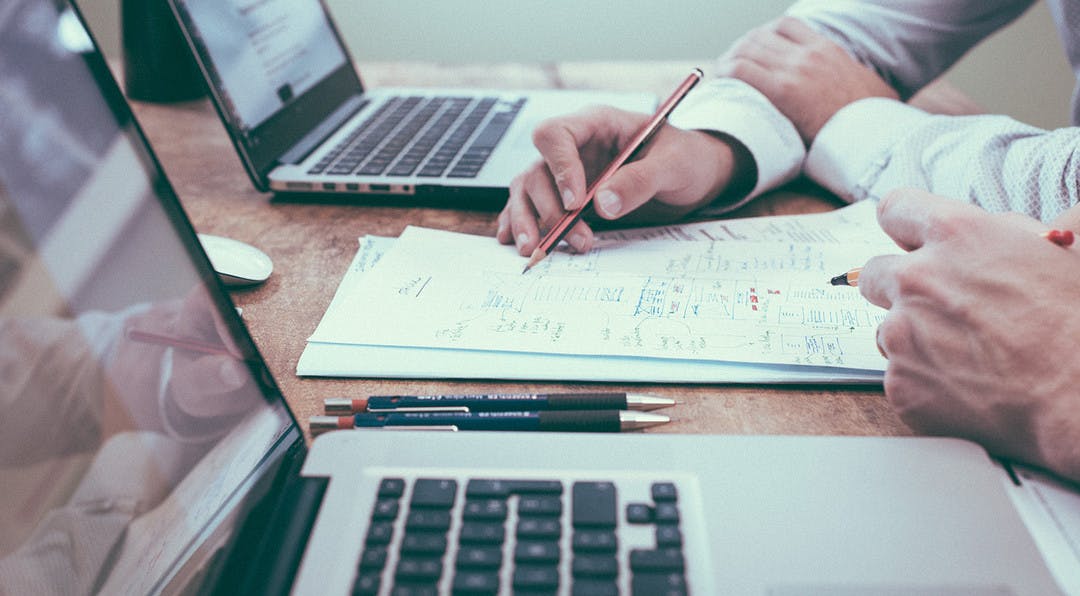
[806,97,1080,221]
[667,77,805,215]
[786,0,1036,99]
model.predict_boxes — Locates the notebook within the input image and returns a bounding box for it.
[0,2,1077,595]
[163,0,656,205]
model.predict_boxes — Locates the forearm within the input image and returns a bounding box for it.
[786,0,1035,98]
[807,98,1080,221]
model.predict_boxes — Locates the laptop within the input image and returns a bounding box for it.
[1,2,1077,594]
[163,0,656,205]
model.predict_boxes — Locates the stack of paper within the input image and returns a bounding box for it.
[298,201,900,383]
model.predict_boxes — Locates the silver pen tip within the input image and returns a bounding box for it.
[619,411,671,431]
[625,394,677,410]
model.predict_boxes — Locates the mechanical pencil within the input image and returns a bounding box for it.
[323,392,675,414]
[309,410,670,434]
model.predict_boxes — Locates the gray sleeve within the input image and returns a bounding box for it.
[785,0,1037,99]
[804,98,1080,222]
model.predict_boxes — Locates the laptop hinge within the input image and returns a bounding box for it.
[207,440,328,596]
[279,95,369,165]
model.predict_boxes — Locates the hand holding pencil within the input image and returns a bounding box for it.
[497,68,753,261]
[828,188,1080,482]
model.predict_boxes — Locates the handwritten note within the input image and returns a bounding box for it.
[309,202,897,372]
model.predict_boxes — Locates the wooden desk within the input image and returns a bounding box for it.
[128,61,923,440]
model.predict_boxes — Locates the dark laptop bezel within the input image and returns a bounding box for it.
[165,0,365,192]
[58,2,317,591]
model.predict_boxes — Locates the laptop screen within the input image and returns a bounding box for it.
[169,0,364,187]
[0,1,296,593]
[171,0,347,134]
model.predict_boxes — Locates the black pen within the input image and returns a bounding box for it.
[324,392,675,414]
[309,410,670,434]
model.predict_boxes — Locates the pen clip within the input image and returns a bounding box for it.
[366,406,471,413]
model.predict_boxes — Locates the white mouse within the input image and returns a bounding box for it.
[197,234,273,287]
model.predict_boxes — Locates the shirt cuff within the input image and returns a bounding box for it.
[668,78,805,211]
[805,97,933,202]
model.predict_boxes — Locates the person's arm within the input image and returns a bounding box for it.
[788,0,1036,100]
[807,99,1080,221]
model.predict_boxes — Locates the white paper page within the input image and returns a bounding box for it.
[309,203,898,371]
[592,200,888,247]
[296,340,883,382]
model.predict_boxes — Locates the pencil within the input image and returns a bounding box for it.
[125,327,234,357]
[829,228,1075,287]
[522,68,704,273]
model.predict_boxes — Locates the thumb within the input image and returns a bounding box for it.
[169,355,252,418]
[592,159,665,219]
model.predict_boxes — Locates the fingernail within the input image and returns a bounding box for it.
[219,359,247,390]
[561,188,576,210]
[496,220,506,238]
[569,233,587,252]
[516,233,531,247]
[596,190,622,217]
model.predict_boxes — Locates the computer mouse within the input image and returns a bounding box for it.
[197,234,273,287]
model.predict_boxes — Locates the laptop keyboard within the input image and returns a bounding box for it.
[308,95,526,180]
[353,477,688,595]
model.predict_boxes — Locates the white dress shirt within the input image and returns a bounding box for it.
[669,0,1080,221]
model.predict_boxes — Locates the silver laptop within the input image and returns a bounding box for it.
[163,0,656,205]
[0,2,1075,594]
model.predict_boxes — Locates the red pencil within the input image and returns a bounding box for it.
[829,228,1075,287]
[522,68,704,273]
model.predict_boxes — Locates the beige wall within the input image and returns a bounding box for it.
[80,1,1073,128]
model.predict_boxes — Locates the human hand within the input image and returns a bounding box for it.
[108,286,259,436]
[716,17,899,145]
[859,189,1080,482]
[497,106,751,256]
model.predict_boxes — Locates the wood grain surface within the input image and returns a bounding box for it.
[127,61,916,441]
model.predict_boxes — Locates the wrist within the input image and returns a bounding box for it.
[697,130,756,211]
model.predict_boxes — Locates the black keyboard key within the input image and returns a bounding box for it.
[466,478,564,497]
[656,525,683,547]
[572,554,618,578]
[452,571,499,594]
[358,547,387,569]
[411,479,457,509]
[379,478,406,498]
[352,572,380,595]
[629,549,685,572]
[462,499,508,521]
[455,545,503,569]
[366,521,394,545]
[572,579,618,596]
[372,499,400,520]
[654,502,680,524]
[631,572,687,596]
[572,530,617,553]
[519,495,562,517]
[400,533,448,555]
[459,522,505,545]
[651,482,678,502]
[405,510,452,531]
[626,503,653,524]
[514,541,560,564]
[573,482,617,528]
[391,585,439,596]
[395,557,443,581]
[512,565,559,591]
[517,517,561,539]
